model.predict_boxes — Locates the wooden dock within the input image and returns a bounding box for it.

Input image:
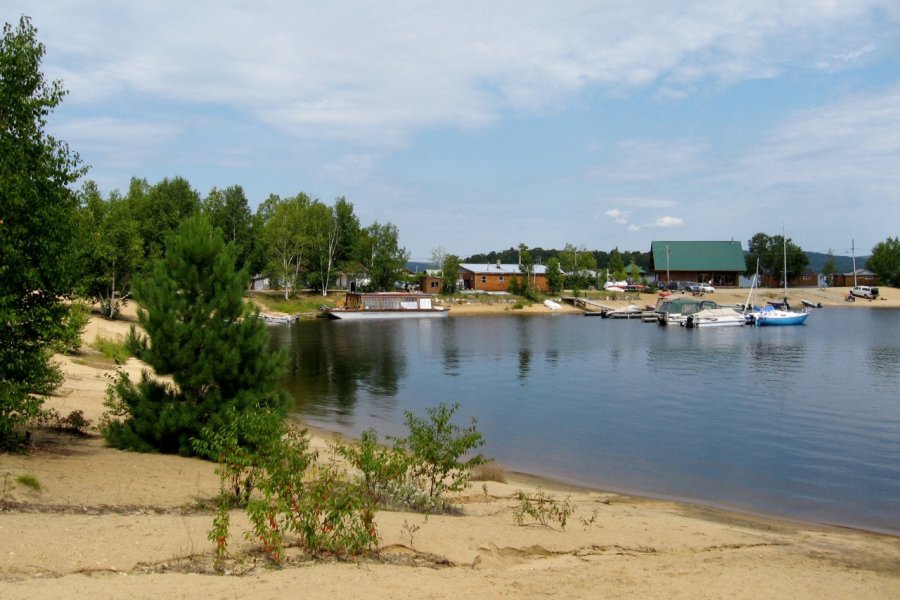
[562,297,658,321]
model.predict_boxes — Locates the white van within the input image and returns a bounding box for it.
[850,285,879,299]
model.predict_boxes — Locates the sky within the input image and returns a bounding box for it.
[7,1,900,261]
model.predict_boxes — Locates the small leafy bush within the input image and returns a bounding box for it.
[34,408,92,436]
[513,489,575,530]
[395,402,485,500]
[331,429,410,504]
[194,409,377,567]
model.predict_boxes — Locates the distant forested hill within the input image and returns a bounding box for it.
[458,248,867,273]
[805,251,867,273]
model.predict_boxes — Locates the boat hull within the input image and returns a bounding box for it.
[754,312,809,326]
[325,308,449,320]
[325,291,449,320]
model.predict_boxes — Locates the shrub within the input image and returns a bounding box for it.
[331,429,410,504]
[395,402,485,499]
[33,408,92,436]
[194,409,377,567]
[512,489,574,530]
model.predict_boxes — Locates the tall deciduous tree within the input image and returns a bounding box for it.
[746,232,808,286]
[0,17,86,447]
[867,237,900,287]
[129,176,200,266]
[305,197,358,296]
[202,185,255,271]
[358,221,407,291]
[608,248,627,282]
[546,257,563,293]
[77,182,143,318]
[261,193,311,299]
[442,254,461,294]
[103,216,287,456]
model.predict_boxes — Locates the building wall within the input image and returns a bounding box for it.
[461,272,550,292]
[655,271,741,287]
[833,273,878,286]
[420,275,444,293]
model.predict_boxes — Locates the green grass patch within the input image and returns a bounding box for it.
[16,474,41,491]
[89,336,130,364]
[250,293,338,315]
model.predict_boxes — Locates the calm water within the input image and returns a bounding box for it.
[269,309,900,534]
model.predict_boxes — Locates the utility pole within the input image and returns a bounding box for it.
[852,239,857,287]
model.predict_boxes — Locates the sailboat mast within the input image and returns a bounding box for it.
[782,225,788,294]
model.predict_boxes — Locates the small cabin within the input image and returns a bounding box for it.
[459,262,551,292]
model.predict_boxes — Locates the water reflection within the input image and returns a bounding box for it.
[271,310,900,534]
[440,318,461,376]
[516,318,532,380]
[276,320,406,421]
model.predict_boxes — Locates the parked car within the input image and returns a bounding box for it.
[698,283,715,293]
[678,281,695,292]
[850,285,879,299]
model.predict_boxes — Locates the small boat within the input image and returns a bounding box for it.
[543,299,563,311]
[801,299,822,309]
[748,305,809,326]
[743,229,810,327]
[600,304,644,319]
[261,313,294,325]
[683,307,746,328]
[323,292,449,320]
[655,298,718,326]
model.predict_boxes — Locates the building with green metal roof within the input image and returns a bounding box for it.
[649,241,747,288]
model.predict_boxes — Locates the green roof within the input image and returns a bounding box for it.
[650,241,746,271]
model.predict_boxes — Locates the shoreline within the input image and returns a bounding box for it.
[440,286,900,316]
[2,306,899,597]
[300,420,898,539]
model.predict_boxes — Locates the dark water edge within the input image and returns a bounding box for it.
[271,309,900,536]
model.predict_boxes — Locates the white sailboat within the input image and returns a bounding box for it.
[746,229,809,327]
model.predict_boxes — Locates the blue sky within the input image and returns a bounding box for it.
[9,1,900,261]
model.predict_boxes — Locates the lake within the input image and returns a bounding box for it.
[269,308,900,534]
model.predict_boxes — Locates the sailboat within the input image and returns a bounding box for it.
[746,229,809,327]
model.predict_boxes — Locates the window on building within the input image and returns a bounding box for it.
[499,276,504,283]
[481,276,487,283]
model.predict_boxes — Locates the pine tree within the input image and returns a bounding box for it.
[103,216,288,456]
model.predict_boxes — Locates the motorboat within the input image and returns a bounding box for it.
[655,298,718,325]
[683,307,746,328]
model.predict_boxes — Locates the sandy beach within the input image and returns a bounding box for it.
[445,285,900,315]
[2,296,899,598]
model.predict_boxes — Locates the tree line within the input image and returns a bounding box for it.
[78,178,410,317]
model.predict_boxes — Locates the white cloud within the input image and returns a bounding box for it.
[735,84,900,193]
[651,216,684,228]
[23,1,899,149]
[605,208,630,225]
